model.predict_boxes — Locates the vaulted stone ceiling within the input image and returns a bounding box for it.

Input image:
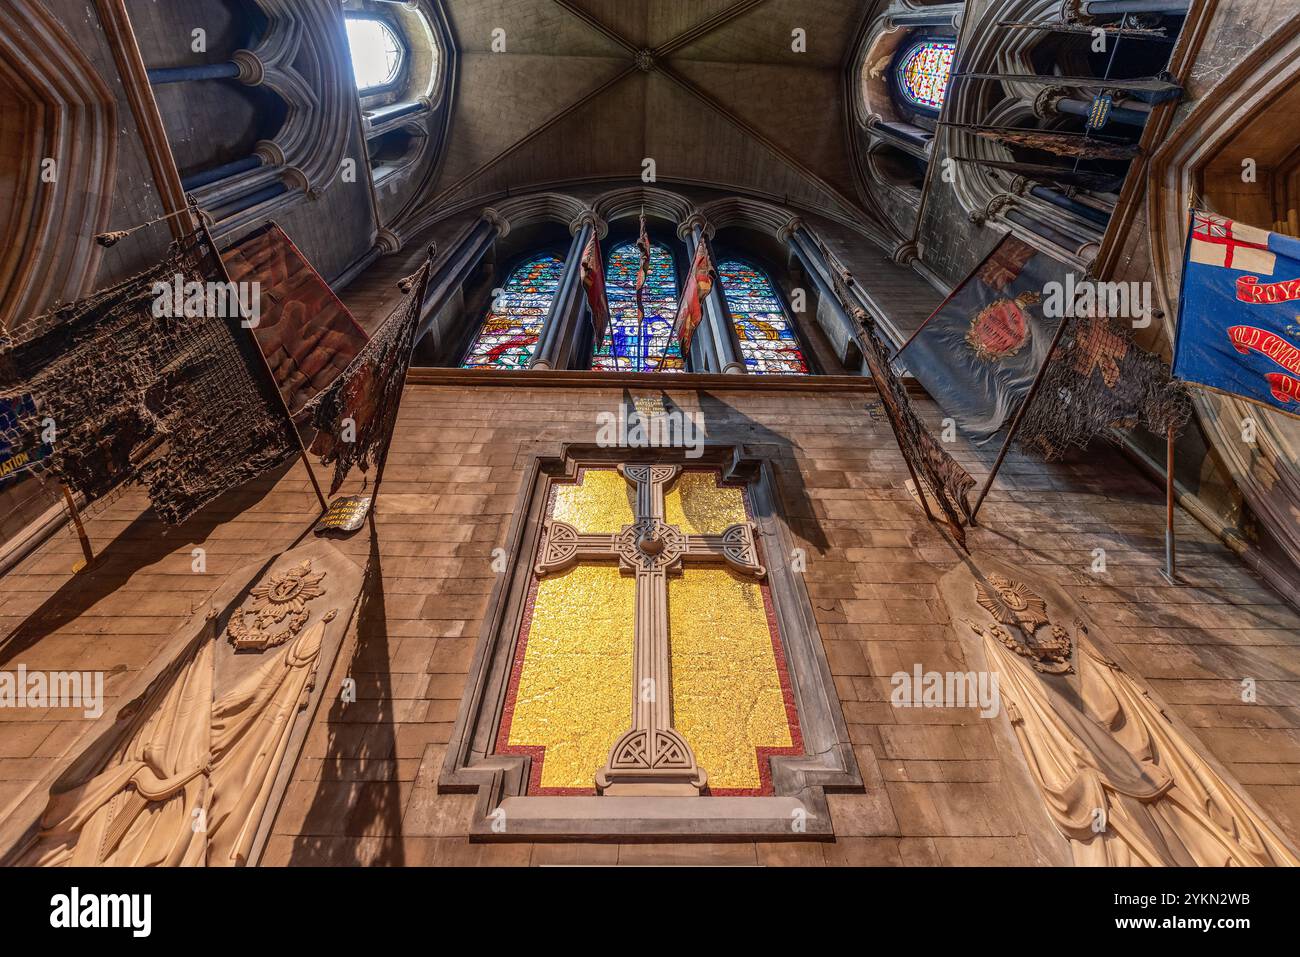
[423,0,869,222]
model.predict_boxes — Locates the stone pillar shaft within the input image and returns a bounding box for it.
[686,226,746,374]
[530,223,591,370]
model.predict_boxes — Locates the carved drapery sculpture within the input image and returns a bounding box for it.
[941,560,1300,866]
[8,543,362,866]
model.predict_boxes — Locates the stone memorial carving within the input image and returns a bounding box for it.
[940,558,1300,867]
[4,542,363,867]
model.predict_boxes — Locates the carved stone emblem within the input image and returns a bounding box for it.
[227,559,328,651]
[615,518,685,572]
[968,573,1073,674]
[975,573,1050,631]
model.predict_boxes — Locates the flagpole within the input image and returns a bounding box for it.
[1163,424,1178,583]
[61,485,95,572]
[968,313,1073,523]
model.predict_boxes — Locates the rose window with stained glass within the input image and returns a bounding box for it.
[895,39,956,112]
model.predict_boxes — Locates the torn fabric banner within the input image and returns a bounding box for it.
[671,236,714,358]
[580,231,610,346]
[1174,210,1300,419]
[307,251,435,496]
[0,231,298,525]
[821,245,976,548]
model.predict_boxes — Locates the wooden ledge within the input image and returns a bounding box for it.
[406,366,927,395]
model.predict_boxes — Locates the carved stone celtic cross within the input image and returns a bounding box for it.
[534,464,766,795]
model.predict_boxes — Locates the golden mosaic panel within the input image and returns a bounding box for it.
[550,469,635,533]
[668,568,794,791]
[505,565,635,791]
[664,472,748,534]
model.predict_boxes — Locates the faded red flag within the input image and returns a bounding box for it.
[580,232,610,345]
[672,237,714,356]
[634,214,651,321]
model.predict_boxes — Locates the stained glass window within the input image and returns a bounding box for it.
[717,260,809,375]
[592,241,684,373]
[461,254,564,370]
[345,17,404,93]
[896,39,955,112]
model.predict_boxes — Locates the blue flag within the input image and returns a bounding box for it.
[1174,210,1300,418]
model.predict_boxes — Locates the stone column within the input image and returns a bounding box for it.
[680,215,746,374]
[530,213,603,370]
[1049,96,1149,128]
[147,50,263,85]
[1080,0,1189,14]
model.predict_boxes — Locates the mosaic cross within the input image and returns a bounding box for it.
[534,464,766,795]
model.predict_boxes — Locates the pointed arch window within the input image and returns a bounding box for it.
[895,39,955,113]
[717,260,809,375]
[345,16,406,94]
[462,254,564,370]
[592,241,685,373]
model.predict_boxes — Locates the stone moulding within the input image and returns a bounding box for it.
[439,443,863,840]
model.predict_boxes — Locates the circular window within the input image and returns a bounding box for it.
[895,39,956,113]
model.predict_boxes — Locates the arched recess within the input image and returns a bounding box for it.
[1149,20,1300,581]
[850,3,962,238]
[592,187,696,230]
[135,0,372,236]
[345,0,454,232]
[0,0,117,330]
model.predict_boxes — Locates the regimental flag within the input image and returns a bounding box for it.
[0,230,298,525]
[0,394,51,490]
[634,214,651,322]
[222,223,370,423]
[1174,210,1300,418]
[308,249,436,495]
[579,232,610,346]
[900,235,1063,443]
[820,242,976,548]
[672,236,714,357]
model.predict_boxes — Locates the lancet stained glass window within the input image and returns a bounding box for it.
[462,254,564,370]
[592,241,684,372]
[896,39,956,112]
[717,260,809,375]
[345,17,405,93]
